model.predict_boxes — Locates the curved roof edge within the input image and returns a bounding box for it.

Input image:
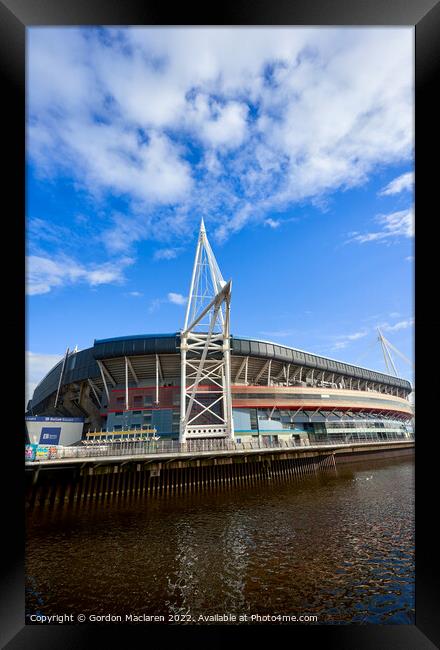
[29,332,411,412]
[238,335,413,386]
[94,333,177,345]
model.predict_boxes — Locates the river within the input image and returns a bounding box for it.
[26,455,414,624]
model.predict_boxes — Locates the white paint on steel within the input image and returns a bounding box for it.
[125,356,129,411]
[180,220,233,442]
[97,360,110,403]
[54,347,69,409]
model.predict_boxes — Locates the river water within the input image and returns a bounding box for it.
[26,455,414,625]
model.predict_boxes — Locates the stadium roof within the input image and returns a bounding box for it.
[28,333,412,413]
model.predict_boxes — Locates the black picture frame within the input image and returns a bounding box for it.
[1,0,438,647]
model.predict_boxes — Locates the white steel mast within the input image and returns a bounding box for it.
[377,327,415,378]
[377,327,399,376]
[179,219,234,442]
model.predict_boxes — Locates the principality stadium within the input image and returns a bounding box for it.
[26,221,413,447]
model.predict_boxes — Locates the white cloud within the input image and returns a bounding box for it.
[328,317,413,360]
[350,206,414,243]
[154,247,182,261]
[30,119,193,206]
[100,214,149,255]
[128,291,143,297]
[379,171,413,196]
[167,292,186,305]
[331,328,369,351]
[26,351,63,407]
[254,29,413,207]
[214,203,254,243]
[346,330,369,341]
[26,254,134,295]
[28,27,414,246]
[264,218,281,229]
[405,255,414,262]
[28,218,74,247]
[187,95,249,149]
[148,291,187,313]
[380,318,414,332]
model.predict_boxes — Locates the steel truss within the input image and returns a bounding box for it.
[179,220,234,442]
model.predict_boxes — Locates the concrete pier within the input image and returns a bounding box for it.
[25,439,414,510]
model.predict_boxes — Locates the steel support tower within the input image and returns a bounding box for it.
[179,219,234,442]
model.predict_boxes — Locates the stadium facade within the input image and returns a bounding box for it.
[26,222,413,445]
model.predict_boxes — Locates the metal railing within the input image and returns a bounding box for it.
[27,431,414,462]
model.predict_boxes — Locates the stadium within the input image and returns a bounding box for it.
[26,221,413,447]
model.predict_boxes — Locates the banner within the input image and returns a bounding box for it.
[25,444,38,462]
[39,427,61,445]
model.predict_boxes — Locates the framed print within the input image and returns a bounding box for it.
[1,0,438,647]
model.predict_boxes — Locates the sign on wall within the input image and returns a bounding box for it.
[39,427,61,445]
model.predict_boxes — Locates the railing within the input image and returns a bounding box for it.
[28,432,414,462]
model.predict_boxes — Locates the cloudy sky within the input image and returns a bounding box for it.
[26,27,414,403]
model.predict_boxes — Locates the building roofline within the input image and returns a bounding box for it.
[92,332,411,384]
[94,333,177,345]
[235,335,412,384]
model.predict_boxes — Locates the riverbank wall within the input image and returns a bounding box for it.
[25,440,414,510]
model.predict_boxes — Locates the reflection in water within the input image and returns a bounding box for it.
[26,456,414,624]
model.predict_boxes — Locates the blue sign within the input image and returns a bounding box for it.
[39,427,61,445]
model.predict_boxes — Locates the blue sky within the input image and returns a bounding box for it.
[26,27,414,402]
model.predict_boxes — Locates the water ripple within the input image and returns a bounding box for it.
[26,457,414,624]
